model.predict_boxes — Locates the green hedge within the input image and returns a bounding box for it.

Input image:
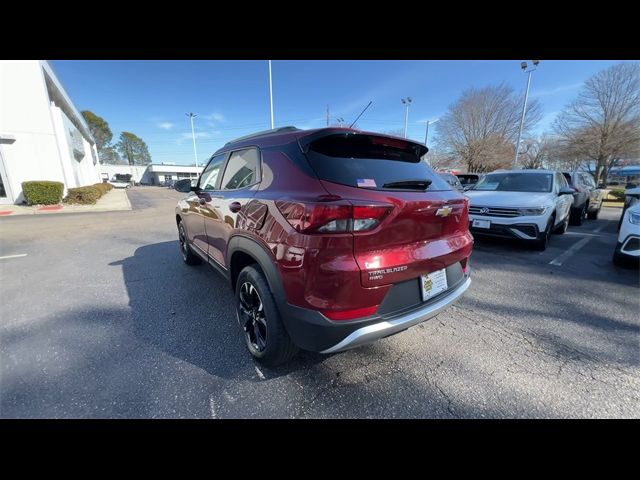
[64,186,102,205]
[22,181,64,205]
[607,190,625,201]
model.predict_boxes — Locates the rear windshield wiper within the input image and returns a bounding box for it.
[382,179,432,190]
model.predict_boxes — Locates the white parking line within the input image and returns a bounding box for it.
[549,222,610,266]
[0,254,27,260]
[549,238,591,266]
[209,395,217,419]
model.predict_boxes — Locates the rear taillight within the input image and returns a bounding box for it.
[275,201,392,234]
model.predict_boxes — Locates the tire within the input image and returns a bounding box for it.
[235,265,298,366]
[532,216,553,251]
[587,203,600,220]
[613,248,626,267]
[178,220,201,265]
[553,214,569,235]
[570,203,587,226]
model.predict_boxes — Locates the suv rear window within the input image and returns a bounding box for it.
[304,134,451,191]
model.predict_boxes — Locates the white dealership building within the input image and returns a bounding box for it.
[101,163,203,185]
[0,60,102,204]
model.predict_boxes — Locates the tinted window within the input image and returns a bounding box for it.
[220,148,260,190]
[474,173,553,193]
[198,154,226,190]
[562,172,573,185]
[304,134,449,191]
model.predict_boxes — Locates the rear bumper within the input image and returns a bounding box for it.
[280,273,471,353]
[321,275,471,353]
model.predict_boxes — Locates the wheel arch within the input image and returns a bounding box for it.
[227,236,286,303]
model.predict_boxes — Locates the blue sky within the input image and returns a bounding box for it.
[51,60,629,165]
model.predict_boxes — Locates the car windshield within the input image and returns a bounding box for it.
[473,172,553,193]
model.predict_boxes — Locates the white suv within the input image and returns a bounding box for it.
[465,169,574,250]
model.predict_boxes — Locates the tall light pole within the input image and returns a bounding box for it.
[401,97,412,138]
[186,112,198,168]
[423,118,439,167]
[424,118,439,146]
[514,60,540,169]
[268,60,274,129]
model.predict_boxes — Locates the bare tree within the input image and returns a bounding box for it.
[519,135,554,169]
[554,62,640,184]
[424,151,463,171]
[434,83,542,173]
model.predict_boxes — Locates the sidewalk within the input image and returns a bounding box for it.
[0,188,132,216]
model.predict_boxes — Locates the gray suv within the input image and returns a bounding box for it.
[562,171,605,224]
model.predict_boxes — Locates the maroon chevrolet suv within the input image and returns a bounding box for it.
[174,127,473,365]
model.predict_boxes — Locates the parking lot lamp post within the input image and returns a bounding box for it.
[402,97,412,138]
[423,118,439,167]
[186,112,198,168]
[514,60,540,169]
[268,60,274,129]
[424,118,439,146]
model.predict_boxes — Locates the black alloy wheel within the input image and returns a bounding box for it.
[238,281,268,352]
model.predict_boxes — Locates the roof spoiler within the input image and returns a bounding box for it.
[298,129,428,157]
[224,126,300,147]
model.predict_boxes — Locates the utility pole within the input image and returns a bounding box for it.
[514,60,540,168]
[186,112,198,168]
[326,105,330,127]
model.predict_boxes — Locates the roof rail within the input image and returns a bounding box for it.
[224,126,300,146]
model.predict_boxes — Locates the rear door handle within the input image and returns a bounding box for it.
[229,201,242,213]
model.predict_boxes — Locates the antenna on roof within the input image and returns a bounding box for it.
[349,101,372,128]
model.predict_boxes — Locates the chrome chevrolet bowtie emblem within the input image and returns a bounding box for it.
[436,206,453,217]
[479,207,489,214]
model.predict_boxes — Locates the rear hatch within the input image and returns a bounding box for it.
[301,132,471,288]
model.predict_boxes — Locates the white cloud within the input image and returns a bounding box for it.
[203,112,226,123]
[531,83,583,98]
[177,131,212,144]
[158,122,174,130]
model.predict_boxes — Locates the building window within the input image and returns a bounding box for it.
[69,127,85,161]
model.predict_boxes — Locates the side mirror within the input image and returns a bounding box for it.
[174,179,193,193]
[559,187,576,196]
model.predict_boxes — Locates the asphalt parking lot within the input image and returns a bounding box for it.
[1,187,638,418]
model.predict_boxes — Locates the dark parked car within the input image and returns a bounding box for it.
[174,127,473,365]
[456,173,482,190]
[562,171,605,224]
[438,172,464,192]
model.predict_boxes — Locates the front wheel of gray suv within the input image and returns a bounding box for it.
[236,265,298,366]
